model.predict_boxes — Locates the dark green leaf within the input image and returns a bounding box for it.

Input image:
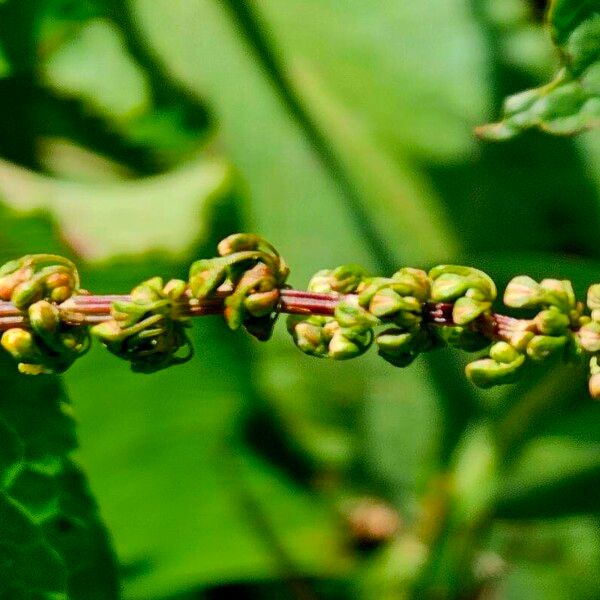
[479,0,600,139]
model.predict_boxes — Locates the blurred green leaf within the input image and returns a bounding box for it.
[489,517,600,600]
[0,40,10,78]
[478,0,600,139]
[43,18,150,122]
[0,156,232,262]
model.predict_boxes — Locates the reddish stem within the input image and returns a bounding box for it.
[0,291,533,342]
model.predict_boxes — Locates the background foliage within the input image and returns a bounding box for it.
[2,1,600,598]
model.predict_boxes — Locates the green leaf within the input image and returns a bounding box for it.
[43,18,150,123]
[0,39,10,78]
[496,436,600,518]
[0,156,232,262]
[478,0,600,139]
[0,358,119,599]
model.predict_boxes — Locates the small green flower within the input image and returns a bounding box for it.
[466,342,525,388]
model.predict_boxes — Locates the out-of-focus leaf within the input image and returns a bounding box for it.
[489,517,600,600]
[478,0,600,139]
[0,206,118,600]
[65,256,345,600]
[496,437,600,518]
[0,40,10,78]
[43,18,150,122]
[257,0,490,162]
[0,156,232,261]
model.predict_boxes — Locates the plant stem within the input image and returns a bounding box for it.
[0,289,536,341]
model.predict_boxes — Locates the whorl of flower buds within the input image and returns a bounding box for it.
[0,234,599,399]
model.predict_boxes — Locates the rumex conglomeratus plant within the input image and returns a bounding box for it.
[1,233,600,399]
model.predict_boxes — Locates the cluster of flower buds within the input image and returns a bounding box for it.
[288,265,497,370]
[189,233,289,340]
[288,263,600,398]
[468,276,584,388]
[0,255,89,374]
[91,277,193,373]
[287,265,376,359]
[1,234,600,399]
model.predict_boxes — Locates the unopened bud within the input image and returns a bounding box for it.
[453,297,490,325]
[589,372,600,400]
[466,351,525,388]
[578,322,600,353]
[489,341,520,364]
[334,302,378,329]
[430,272,469,302]
[376,329,414,356]
[1,328,39,362]
[368,288,404,317]
[587,284,600,312]
[540,279,575,311]
[309,265,367,294]
[245,289,279,317]
[391,268,430,302]
[29,300,60,335]
[504,276,542,308]
[526,335,567,361]
[189,258,228,298]
[217,233,260,255]
[534,308,570,335]
[328,331,364,359]
[509,329,535,352]
[287,317,328,356]
[46,272,74,302]
[163,279,187,300]
[12,279,44,310]
[0,266,31,301]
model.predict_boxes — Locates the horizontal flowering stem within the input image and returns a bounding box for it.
[0,290,530,341]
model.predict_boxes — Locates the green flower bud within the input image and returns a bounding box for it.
[217,233,261,255]
[334,301,379,329]
[91,320,132,343]
[11,278,45,309]
[329,330,368,359]
[504,276,542,308]
[466,349,525,388]
[526,335,567,361]
[489,341,521,363]
[540,279,575,312]
[390,268,430,302]
[579,321,600,353]
[308,264,367,294]
[0,264,31,301]
[244,289,280,317]
[375,328,415,356]
[1,328,39,363]
[163,279,187,301]
[287,317,329,356]
[430,272,469,301]
[587,284,600,312]
[368,288,405,318]
[534,308,570,335]
[589,372,600,400]
[509,330,535,352]
[29,301,60,336]
[452,297,491,326]
[189,257,229,298]
[429,265,496,303]
[45,271,75,303]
